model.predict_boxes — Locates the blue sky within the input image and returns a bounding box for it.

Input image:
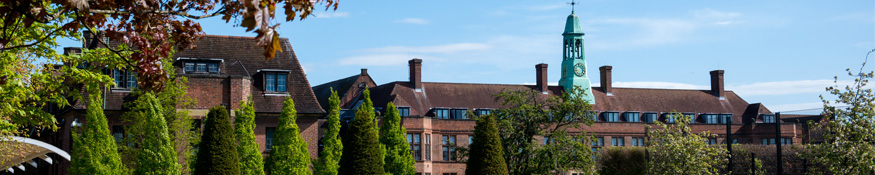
[58,0,875,114]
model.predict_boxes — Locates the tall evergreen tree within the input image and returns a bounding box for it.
[314,89,343,175]
[339,88,385,175]
[270,97,313,175]
[132,93,180,175]
[194,106,240,175]
[235,97,266,175]
[68,86,128,175]
[380,102,416,175]
[466,114,508,175]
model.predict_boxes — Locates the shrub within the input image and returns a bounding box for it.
[194,106,240,175]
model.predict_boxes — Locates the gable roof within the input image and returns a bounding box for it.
[312,74,361,110]
[172,35,324,114]
[366,81,769,123]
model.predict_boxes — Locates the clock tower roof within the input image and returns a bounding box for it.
[564,13,584,35]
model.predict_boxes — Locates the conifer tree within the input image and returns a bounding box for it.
[380,102,416,175]
[235,97,265,175]
[339,88,385,175]
[132,93,180,175]
[69,86,128,175]
[194,106,240,175]
[465,114,508,175]
[270,97,313,175]
[314,89,343,175]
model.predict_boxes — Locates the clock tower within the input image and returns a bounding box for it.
[558,11,596,104]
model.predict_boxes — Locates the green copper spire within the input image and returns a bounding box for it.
[558,11,596,104]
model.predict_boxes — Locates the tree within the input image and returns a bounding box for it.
[0,0,337,92]
[68,86,128,174]
[314,89,343,175]
[194,106,240,175]
[465,114,508,175]
[235,97,266,175]
[806,49,875,174]
[339,88,385,175]
[270,97,312,175]
[646,111,727,175]
[380,102,416,175]
[130,93,180,175]
[492,86,597,174]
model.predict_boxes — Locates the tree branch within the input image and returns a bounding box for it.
[88,8,227,20]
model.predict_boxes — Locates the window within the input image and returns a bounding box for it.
[442,173,457,175]
[442,135,457,161]
[434,109,450,119]
[611,137,624,146]
[475,109,491,116]
[631,137,645,146]
[543,136,551,145]
[604,112,619,122]
[708,138,718,145]
[398,107,411,117]
[266,127,276,150]
[761,138,792,145]
[591,137,604,147]
[702,114,720,124]
[733,139,738,144]
[450,109,468,119]
[113,69,137,89]
[643,113,658,123]
[684,113,695,123]
[468,135,473,145]
[408,134,422,160]
[183,61,219,74]
[424,134,431,160]
[663,113,676,123]
[586,111,599,121]
[761,114,776,123]
[112,126,124,144]
[264,72,288,92]
[624,112,640,122]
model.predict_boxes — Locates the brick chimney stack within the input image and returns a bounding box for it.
[409,58,422,90]
[710,70,725,98]
[536,63,548,93]
[83,30,101,49]
[361,68,368,76]
[600,66,613,95]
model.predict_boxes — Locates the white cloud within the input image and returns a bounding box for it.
[767,102,824,113]
[315,12,350,18]
[339,54,442,66]
[613,81,708,89]
[365,43,491,54]
[693,8,742,19]
[394,18,430,25]
[612,79,852,97]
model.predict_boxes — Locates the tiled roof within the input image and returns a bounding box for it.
[172,35,324,114]
[312,74,361,110]
[367,81,769,123]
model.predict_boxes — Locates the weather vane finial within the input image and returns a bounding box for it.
[567,0,578,13]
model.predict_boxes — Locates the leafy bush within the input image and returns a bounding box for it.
[598,147,646,175]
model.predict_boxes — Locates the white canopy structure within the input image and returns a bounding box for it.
[1,136,70,173]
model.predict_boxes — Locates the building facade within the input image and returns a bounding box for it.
[42,33,326,175]
[311,12,815,175]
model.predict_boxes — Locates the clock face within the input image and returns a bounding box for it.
[573,63,586,77]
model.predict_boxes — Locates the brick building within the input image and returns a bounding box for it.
[311,11,816,175]
[43,33,326,174]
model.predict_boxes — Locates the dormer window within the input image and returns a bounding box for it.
[398,107,411,117]
[603,112,619,122]
[179,57,222,74]
[264,72,288,92]
[475,109,492,116]
[761,114,776,123]
[113,69,137,89]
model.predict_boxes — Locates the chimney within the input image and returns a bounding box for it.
[535,63,548,93]
[710,70,725,98]
[409,58,422,90]
[361,68,368,76]
[82,30,103,49]
[600,65,613,96]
